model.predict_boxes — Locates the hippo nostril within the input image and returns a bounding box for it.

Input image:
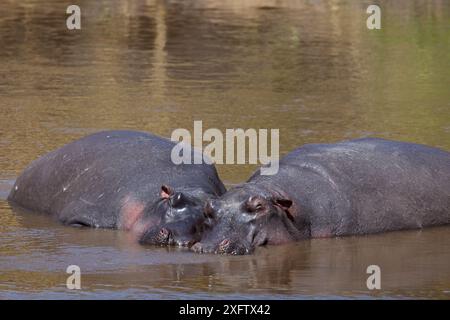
[159,227,169,237]
[219,239,230,248]
[156,227,171,243]
[174,238,197,247]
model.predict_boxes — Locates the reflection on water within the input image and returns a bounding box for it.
[1,204,449,299]
[0,0,449,299]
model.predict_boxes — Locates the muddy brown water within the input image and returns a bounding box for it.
[0,0,449,299]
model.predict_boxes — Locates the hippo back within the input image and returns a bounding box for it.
[8,130,226,228]
[249,138,450,236]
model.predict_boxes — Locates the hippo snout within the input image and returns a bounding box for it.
[140,224,202,247]
[219,239,230,251]
[139,227,173,246]
[194,239,229,254]
[190,241,220,254]
[190,239,250,255]
[157,227,171,242]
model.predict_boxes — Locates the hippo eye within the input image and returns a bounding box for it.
[170,193,185,208]
[204,202,216,219]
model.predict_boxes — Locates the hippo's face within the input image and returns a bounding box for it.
[191,187,298,255]
[138,185,210,247]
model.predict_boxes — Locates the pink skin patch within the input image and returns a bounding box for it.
[119,195,145,231]
[131,218,158,237]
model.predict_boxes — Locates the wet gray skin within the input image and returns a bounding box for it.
[138,185,212,247]
[7,131,227,248]
[191,184,304,255]
[192,138,450,255]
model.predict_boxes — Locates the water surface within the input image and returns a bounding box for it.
[0,0,449,299]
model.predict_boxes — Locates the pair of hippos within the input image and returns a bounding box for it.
[7,130,450,255]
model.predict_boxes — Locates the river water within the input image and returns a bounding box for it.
[0,0,449,299]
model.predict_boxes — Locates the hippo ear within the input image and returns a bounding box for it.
[160,185,174,199]
[273,198,295,222]
[275,198,292,210]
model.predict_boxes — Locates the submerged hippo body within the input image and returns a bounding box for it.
[194,138,450,254]
[8,130,226,246]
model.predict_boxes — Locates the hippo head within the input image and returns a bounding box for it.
[138,185,213,247]
[191,185,305,255]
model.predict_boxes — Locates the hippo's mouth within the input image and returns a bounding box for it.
[190,239,253,255]
[139,227,174,246]
[139,226,199,247]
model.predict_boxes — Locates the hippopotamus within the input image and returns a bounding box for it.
[8,130,226,246]
[192,138,450,254]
